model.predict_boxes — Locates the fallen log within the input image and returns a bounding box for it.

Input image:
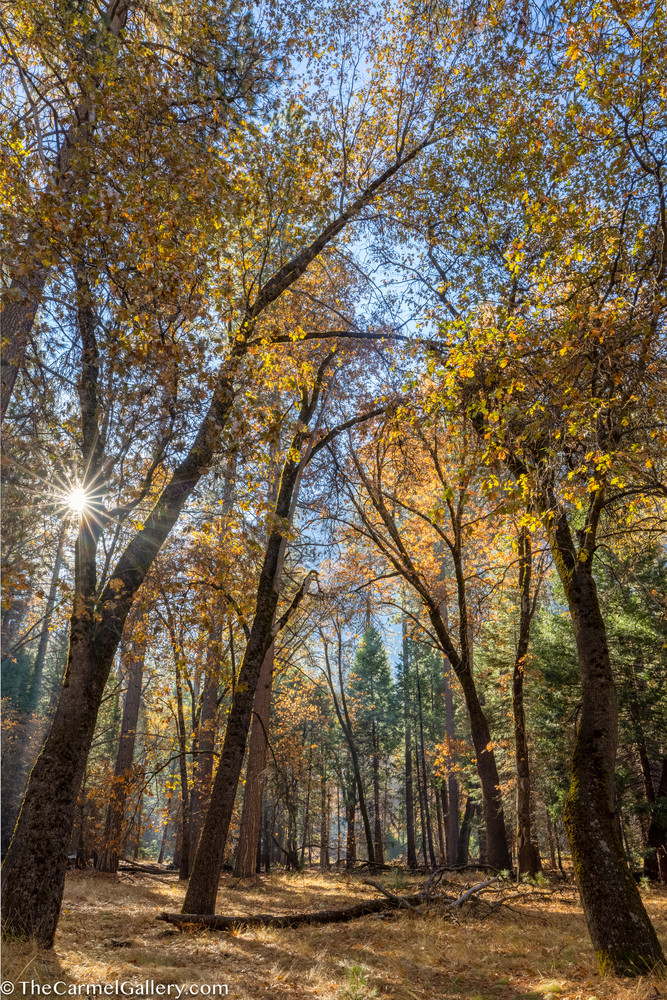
[159,890,428,931]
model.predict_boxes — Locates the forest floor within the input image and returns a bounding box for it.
[2,868,666,1000]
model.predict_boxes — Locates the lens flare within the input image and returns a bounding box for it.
[67,487,89,513]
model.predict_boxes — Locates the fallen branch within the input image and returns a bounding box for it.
[445,877,500,910]
[159,889,428,932]
[362,879,420,910]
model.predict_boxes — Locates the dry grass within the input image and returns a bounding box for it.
[2,869,666,1000]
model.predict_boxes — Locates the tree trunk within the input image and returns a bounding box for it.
[300,734,313,868]
[133,792,143,860]
[372,722,384,863]
[172,647,191,880]
[443,663,460,864]
[345,776,357,868]
[234,643,274,876]
[545,809,557,869]
[645,758,667,882]
[1,345,243,945]
[182,381,325,914]
[435,785,446,864]
[415,660,436,867]
[414,731,428,865]
[189,639,220,862]
[404,720,417,868]
[402,619,418,868]
[561,560,665,974]
[322,630,375,863]
[457,796,476,866]
[513,529,540,877]
[320,774,330,869]
[1,523,67,854]
[1,624,115,944]
[158,761,177,865]
[97,636,146,872]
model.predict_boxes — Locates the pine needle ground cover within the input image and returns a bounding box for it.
[2,871,665,1000]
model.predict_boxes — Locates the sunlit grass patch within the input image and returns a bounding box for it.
[1,870,665,1000]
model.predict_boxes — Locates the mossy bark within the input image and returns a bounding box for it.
[562,562,665,975]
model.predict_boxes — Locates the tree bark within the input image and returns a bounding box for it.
[158,761,177,865]
[234,643,274,876]
[415,658,436,867]
[345,775,357,868]
[173,651,191,880]
[97,634,146,872]
[443,663,460,865]
[320,774,330,869]
[372,722,384,863]
[0,345,242,945]
[189,635,220,862]
[402,618,418,868]
[513,528,540,877]
[1,522,67,854]
[349,461,510,869]
[646,758,667,883]
[435,786,446,865]
[182,371,329,914]
[321,629,376,863]
[457,796,476,866]
[561,554,665,973]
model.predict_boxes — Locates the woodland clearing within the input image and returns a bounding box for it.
[2,869,666,1000]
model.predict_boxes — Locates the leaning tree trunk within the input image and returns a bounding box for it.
[97,635,146,872]
[448,658,510,869]
[234,643,274,876]
[0,612,115,945]
[181,381,325,915]
[562,560,665,974]
[1,340,243,945]
[430,630,510,869]
[1,523,67,853]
